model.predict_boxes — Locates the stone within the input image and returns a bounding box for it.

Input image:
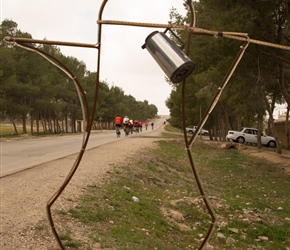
[228,227,239,234]
[226,237,236,245]
[204,243,215,250]
[258,236,269,241]
[217,232,226,239]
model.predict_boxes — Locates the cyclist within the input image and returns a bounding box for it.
[114,115,122,137]
[123,116,130,135]
[138,121,143,132]
[126,120,132,135]
[133,119,139,132]
[129,118,134,134]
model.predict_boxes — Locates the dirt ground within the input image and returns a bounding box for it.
[0,128,289,250]
[243,148,290,174]
[0,127,165,250]
[217,141,290,174]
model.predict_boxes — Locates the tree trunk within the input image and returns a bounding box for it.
[218,114,224,141]
[265,101,282,154]
[22,113,27,134]
[213,126,218,141]
[47,111,52,133]
[209,128,214,141]
[8,114,18,135]
[30,112,34,135]
[55,119,61,133]
[36,114,40,134]
[257,116,263,149]
[286,106,290,150]
[267,111,282,154]
[61,118,64,133]
[65,113,68,133]
[42,115,47,134]
[71,116,76,133]
[222,107,231,141]
[40,111,45,133]
[53,118,56,133]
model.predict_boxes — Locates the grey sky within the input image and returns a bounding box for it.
[1,0,187,115]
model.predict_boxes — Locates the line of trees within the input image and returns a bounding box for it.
[166,0,290,152]
[0,19,158,135]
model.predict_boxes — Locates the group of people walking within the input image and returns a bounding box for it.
[114,115,154,137]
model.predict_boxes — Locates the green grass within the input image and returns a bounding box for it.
[0,123,45,137]
[0,124,19,137]
[57,137,290,249]
[163,124,181,133]
[0,123,67,139]
[59,229,83,248]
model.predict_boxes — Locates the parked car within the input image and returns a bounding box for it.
[226,127,276,147]
[186,126,209,136]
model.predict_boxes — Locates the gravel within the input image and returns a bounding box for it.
[1,125,289,249]
[0,128,162,250]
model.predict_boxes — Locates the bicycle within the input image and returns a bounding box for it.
[124,124,130,136]
[116,125,121,137]
[133,126,139,133]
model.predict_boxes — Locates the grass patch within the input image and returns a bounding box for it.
[0,123,60,138]
[60,139,290,249]
[163,124,181,133]
[60,229,83,248]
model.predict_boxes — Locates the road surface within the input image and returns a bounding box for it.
[1,117,167,178]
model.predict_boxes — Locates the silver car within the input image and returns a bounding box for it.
[226,127,276,147]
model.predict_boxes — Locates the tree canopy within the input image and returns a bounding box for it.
[166,0,290,145]
[0,19,158,134]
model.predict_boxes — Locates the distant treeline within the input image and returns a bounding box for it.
[0,19,158,135]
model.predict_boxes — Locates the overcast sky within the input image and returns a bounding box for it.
[1,0,188,115]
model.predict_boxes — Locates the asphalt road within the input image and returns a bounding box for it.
[1,117,167,178]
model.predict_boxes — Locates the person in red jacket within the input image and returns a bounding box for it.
[138,121,143,132]
[114,115,122,137]
[133,120,139,132]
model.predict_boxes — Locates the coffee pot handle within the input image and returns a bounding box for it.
[164,28,185,50]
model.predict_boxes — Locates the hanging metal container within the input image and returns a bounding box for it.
[142,29,194,83]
